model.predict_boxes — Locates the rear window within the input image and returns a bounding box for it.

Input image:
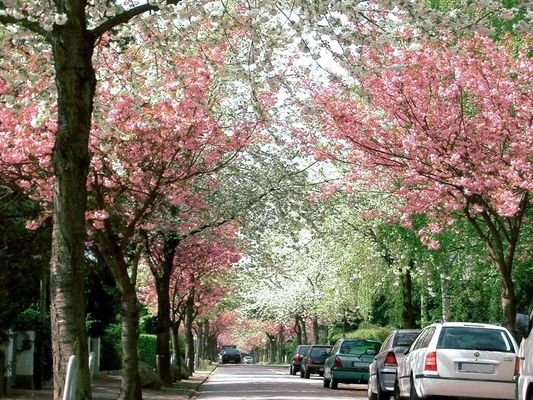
[224,348,240,355]
[437,327,514,352]
[310,347,331,357]
[394,332,420,348]
[340,340,381,355]
[297,346,310,355]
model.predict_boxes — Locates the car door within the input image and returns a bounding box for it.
[398,326,436,397]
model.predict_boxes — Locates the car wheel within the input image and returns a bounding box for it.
[331,378,338,389]
[409,377,421,400]
[377,375,390,400]
[300,367,304,378]
[304,368,311,379]
[323,378,330,388]
[290,365,295,375]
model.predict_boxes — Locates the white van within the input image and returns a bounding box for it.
[516,312,533,400]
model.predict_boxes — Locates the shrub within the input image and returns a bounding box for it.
[138,334,157,368]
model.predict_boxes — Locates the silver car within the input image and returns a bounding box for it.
[368,329,420,400]
[395,322,519,400]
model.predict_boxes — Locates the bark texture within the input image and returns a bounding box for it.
[50,1,96,398]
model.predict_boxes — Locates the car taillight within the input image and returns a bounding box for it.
[384,351,397,367]
[333,357,343,368]
[514,356,520,378]
[424,351,438,372]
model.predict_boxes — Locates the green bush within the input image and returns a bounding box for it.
[14,306,41,331]
[330,324,393,344]
[139,315,158,335]
[138,334,157,368]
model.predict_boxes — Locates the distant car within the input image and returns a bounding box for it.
[323,338,381,389]
[219,348,241,364]
[516,312,533,400]
[368,329,420,400]
[300,344,333,379]
[395,321,519,400]
[290,345,310,375]
[242,355,254,364]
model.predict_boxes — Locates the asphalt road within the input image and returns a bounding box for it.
[196,364,368,399]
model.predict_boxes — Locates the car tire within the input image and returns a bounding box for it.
[377,375,390,400]
[331,378,338,390]
[290,365,295,375]
[304,368,311,379]
[323,378,330,388]
[300,367,304,378]
[409,377,421,400]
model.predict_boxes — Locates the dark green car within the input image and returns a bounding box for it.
[323,338,381,389]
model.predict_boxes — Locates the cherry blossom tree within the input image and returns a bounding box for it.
[0,2,265,397]
[141,218,239,382]
[1,18,254,399]
[310,33,532,330]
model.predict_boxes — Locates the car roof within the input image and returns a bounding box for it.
[434,321,507,330]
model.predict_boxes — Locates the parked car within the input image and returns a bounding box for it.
[300,344,333,379]
[242,355,254,364]
[368,329,420,400]
[290,345,310,375]
[395,321,519,400]
[516,312,533,400]
[219,348,241,364]
[323,338,381,389]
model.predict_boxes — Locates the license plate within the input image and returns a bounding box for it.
[458,362,494,373]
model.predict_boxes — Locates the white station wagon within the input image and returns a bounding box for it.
[395,321,519,400]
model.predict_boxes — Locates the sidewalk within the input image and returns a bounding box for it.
[1,370,211,400]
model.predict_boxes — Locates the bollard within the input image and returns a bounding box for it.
[63,356,78,400]
[89,352,96,382]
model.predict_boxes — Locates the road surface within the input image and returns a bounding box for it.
[196,364,368,399]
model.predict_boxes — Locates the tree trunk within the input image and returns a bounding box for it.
[154,272,172,385]
[464,196,528,333]
[294,316,302,346]
[500,266,516,334]
[95,234,143,400]
[196,320,204,369]
[312,316,319,344]
[119,288,142,400]
[301,318,308,344]
[203,319,210,360]
[184,295,195,374]
[49,4,96,398]
[277,325,284,363]
[440,272,449,322]
[171,320,182,381]
[402,264,416,328]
